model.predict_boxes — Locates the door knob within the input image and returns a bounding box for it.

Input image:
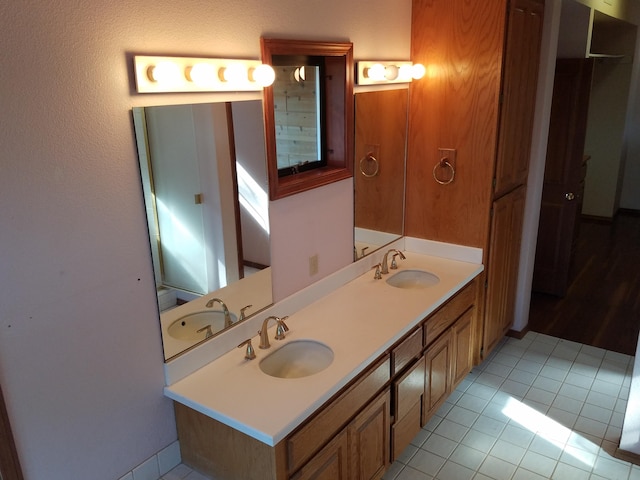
[565,192,575,201]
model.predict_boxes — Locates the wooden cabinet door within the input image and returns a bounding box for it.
[391,358,425,461]
[494,0,544,197]
[348,390,390,480]
[451,308,475,388]
[484,186,526,356]
[423,331,452,423]
[291,430,349,480]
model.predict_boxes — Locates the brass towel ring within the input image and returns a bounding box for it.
[359,153,379,178]
[433,157,455,185]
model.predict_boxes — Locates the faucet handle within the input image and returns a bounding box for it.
[196,324,213,338]
[275,316,289,340]
[372,263,382,280]
[391,253,399,270]
[239,304,253,321]
[237,338,256,360]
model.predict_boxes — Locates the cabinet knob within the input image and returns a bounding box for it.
[565,192,575,201]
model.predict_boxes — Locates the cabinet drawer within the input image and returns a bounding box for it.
[391,400,421,461]
[391,327,423,375]
[394,357,425,420]
[424,282,475,345]
[287,355,390,474]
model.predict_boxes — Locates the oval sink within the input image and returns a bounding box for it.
[168,310,237,341]
[386,269,440,289]
[260,340,334,379]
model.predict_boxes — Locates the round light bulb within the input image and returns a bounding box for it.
[250,64,275,87]
[384,65,399,81]
[411,63,426,80]
[220,64,247,84]
[186,63,216,86]
[293,66,307,83]
[147,61,181,84]
[367,63,386,81]
[398,64,413,81]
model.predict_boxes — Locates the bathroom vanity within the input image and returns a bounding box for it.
[165,247,483,479]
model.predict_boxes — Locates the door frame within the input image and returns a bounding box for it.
[0,383,23,480]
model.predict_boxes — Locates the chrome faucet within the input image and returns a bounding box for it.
[258,315,289,349]
[237,338,256,360]
[372,263,382,280]
[239,304,253,322]
[381,249,406,274]
[205,297,233,328]
[196,324,213,338]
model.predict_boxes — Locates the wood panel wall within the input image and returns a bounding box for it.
[406,0,508,249]
[273,66,320,169]
[354,89,408,234]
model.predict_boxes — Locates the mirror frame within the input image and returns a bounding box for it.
[261,38,354,200]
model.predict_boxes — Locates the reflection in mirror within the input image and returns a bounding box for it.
[261,38,354,200]
[272,61,322,176]
[133,100,273,360]
[354,89,408,260]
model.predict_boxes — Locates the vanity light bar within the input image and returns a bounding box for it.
[134,55,276,93]
[356,61,426,85]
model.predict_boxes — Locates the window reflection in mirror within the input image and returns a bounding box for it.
[272,60,323,177]
[133,100,273,360]
[353,89,408,260]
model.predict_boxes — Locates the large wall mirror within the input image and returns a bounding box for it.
[133,100,273,360]
[353,89,408,259]
[261,38,354,200]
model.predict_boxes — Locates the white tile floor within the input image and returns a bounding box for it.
[162,332,639,480]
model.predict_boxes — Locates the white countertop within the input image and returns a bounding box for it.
[164,251,483,446]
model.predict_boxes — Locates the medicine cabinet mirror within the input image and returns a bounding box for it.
[353,89,408,260]
[261,38,354,200]
[133,100,273,360]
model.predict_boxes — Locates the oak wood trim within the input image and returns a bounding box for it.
[0,384,24,480]
[261,38,354,200]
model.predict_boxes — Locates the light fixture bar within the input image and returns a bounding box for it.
[356,61,425,85]
[134,55,275,93]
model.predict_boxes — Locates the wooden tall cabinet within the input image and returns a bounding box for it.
[483,186,527,354]
[407,0,544,360]
[484,0,544,355]
[494,0,545,198]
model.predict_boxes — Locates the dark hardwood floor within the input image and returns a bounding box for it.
[529,211,640,356]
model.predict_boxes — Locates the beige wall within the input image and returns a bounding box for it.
[0,1,410,478]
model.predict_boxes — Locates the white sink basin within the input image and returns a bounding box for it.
[168,310,237,341]
[386,269,440,289]
[259,340,334,379]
